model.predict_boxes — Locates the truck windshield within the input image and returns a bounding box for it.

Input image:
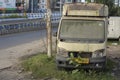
[60,19,105,42]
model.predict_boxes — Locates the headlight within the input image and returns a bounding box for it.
[92,49,105,58]
[57,48,68,57]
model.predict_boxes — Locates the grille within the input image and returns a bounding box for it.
[68,52,92,58]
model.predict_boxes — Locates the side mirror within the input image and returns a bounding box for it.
[53,32,57,37]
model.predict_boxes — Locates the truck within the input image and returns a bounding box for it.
[108,17,120,41]
[55,3,108,69]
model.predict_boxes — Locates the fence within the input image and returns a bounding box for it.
[0,12,61,35]
[0,18,59,35]
[0,12,61,19]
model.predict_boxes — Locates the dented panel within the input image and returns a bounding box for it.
[63,3,108,16]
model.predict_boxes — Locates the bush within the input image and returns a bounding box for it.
[0,14,27,19]
[22,53,116,80]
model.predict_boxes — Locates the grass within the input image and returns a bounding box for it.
[0,15,27,19]
[22,53,117,80]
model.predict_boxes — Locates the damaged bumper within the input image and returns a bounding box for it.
[56,54,106,69]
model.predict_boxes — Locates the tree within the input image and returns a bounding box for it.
[86,0,118,16]
[95,0,118,16]
[46,0,52,58]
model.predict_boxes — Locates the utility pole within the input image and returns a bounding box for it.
[46,0,52,57]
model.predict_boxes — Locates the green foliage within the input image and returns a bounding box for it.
[22,53,116,80]
[68,53,82,67]
[86,0,91,2]
[22,54,56,78]
[95,0,118,16]
[87,0,119,16]
[0,14,27,19]
[106,58,117,70]
[107,40,120,45]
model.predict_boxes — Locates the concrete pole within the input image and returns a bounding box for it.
[46,0,52,57]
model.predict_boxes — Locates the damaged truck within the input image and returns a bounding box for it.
[55,3,108,69]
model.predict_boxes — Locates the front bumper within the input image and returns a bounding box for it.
[56,54,106,69]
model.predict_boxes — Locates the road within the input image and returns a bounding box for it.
[0,30,46,50]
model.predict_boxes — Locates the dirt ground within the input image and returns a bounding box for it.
[107,45,120,80]
[0,39,120,80]
[0,38,47,80]
[0,36,57,80]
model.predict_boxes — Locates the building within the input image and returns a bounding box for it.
[17,0,54,13]
[115,0,120,6]
[54,0,83,11]
[39,0,46,10]
[37,0,47,12]
[38,0,54,12]
[16,0,39,13]
[28,0,39,13]
[1,0,86,13]
[54,0,62,11]
[16,0,29,12]
[0,0,16,13]
[65,0,81,3]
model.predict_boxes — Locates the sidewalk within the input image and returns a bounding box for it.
[0,39,46,70]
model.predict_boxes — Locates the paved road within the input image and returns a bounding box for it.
[0,30,46,50]
[0,27,57,50]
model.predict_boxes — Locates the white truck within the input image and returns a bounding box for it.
[108,17,120,41]
[55,3,108,69]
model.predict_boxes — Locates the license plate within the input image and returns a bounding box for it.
[74,58,89,64]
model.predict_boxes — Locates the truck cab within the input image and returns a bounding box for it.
[56,3,108,69]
